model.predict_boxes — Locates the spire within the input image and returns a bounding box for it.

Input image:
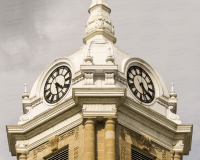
[170,83,177,98]
[83,0,116,44]
[22,83,29,99]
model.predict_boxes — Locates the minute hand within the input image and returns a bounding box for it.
[141,84,153,99]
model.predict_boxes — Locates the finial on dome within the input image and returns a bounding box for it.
[22,83,29,99]
[24,84,28,93]
[83,0,116,44]
[170,83,177,98]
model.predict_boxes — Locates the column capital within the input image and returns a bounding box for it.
[173,151,183,160]
[84,118,96,125]
[105,118,116,125]
[19,153,27,160]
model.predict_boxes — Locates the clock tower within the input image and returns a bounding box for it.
[6,0,193,160]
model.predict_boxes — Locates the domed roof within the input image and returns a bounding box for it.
[23,0,179,125]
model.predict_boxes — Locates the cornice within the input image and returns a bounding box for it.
[89,3,111,14]
[73,88,126,106]
[117,113,172,151]
[80,65,118,74]
[26,113,82,151]
[124,97,177,131]
[7,97,77,155]
[83,29,116,44]
[121,97,193,155]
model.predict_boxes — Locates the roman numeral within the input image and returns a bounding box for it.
[143,95,147,101]
[139,68,142,76]
[64,84,70,88]
[146,92,153,100]
[51,74,56,79]
[44,88,50,94]
[128,83,135,88]
[55,68,59,76]
[64,70,69,76]
[148,88,154,93]
[128,77,134,82]
[129,71,135,77]
[50,95,54,102]
[65,76,71,81]
[45,92,51,100]
[140,93,142,101]
[134,89,138,96]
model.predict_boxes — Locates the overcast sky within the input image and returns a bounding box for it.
[1,0,200,159]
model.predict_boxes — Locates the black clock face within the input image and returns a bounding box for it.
[44,66,71,104]
[127,66,155,103]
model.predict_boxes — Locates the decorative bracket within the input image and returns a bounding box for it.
[167,106,181,124]
[49,135,59,152]
[84,72,94,85]
[105,72,115,85]
[141,134,151,152]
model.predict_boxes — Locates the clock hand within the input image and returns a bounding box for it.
[57,83,63,89]
[141,84,153,99]
[55,83,59,94]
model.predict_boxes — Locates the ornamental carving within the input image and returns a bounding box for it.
[59,126,79,141]
[151,142,166,160]
[121,126,160,155]
[141,134,151,152]
[85,8,115,35]
[84,73,94,85]
[121,146,125,160]
[32,126,79,160]
[74,146,79,160]
[120,126,141,141]
[105,72,115,85]
[49,135,59,151]
[75,127,79,140]
[33,141,51,160]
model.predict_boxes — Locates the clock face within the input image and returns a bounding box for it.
[127,66,155,103]
[44,66,71,104]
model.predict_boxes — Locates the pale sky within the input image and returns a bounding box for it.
[1,0,200,159]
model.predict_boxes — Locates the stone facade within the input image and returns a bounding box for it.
[22,123,184,160]
[27,125,83,160]
[6,0,192,160]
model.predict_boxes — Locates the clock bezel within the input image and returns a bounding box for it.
[43,65,72,104]
[126,65,156,105]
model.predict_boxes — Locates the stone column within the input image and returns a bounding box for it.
[174,151,183,160]
[19,153,27,160]
[84,118,95,160]
[105,118,115,160]
[170,150,175,160]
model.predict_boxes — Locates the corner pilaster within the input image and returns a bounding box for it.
[18,153,27,160]
[170,150,183,160]
[105,118,116,160]
[174,151,183,160]
[84,118,96,160]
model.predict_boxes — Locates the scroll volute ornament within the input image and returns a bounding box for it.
[141,134,151,152]
[49,135,59,152]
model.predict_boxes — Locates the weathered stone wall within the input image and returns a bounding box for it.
[116,124,171,160]
[26,123,173,160]
[27,125,84,160]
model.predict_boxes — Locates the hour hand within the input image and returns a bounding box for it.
[57,83,63,89]
[55,83,59,94]
[141,85,153,99]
